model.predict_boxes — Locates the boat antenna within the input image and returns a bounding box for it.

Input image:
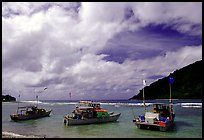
[17,92,21,114]
[67,91,71,113]
[130,103,136,119]
[169,77,174,120]
[36,95,38,107]
[34,88,41,107]
[143,79,147,113]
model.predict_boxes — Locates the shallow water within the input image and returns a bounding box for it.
[2,99,202,138]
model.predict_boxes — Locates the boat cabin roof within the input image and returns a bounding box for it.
[17,106,37,109]
[79,101,100,104]
[78,101,101,108]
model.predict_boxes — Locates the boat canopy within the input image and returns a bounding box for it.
[17,106,36,109]
[78,101,101,109]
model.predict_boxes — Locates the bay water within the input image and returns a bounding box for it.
[2,99,202,138]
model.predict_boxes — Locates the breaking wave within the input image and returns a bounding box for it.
[100,102,152,107]
[180,103,202,108]
[19,100,202,108]
[21,100,43,104]
[2,131,40,138]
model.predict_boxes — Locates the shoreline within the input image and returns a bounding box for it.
[2,131,42,138]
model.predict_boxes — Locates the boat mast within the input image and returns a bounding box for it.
[34,88,39,107]
[169,83,172,120]
[169,77,174,120]
[36,95,38,107]
[143,80,146,113]
[17,93,20,114]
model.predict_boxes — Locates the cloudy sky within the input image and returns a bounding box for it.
[2,2,202,100]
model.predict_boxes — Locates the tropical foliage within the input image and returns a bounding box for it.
[129,60,202,100]
[2,95,16,102]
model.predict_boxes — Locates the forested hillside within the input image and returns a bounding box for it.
[129,60,202,100]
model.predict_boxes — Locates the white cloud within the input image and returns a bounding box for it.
[2,2,202,100]
[130,2,202,35]
[140,45,202,80]
[44,45,202,100]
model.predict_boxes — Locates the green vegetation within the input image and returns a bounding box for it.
[129,60,202,100]
[2,94,16,102]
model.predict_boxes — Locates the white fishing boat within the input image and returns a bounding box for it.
[64,101,121,125]
[132,77,176,131]
[133,103,175,131]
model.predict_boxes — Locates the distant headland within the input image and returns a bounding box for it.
[2,94,16,102]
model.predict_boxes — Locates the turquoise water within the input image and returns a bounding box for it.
[2,100,202,138]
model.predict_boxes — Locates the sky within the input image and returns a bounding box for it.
[2,2,202,100]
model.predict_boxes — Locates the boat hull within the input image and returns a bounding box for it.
[133,103,175,132]
[64,113,121,126]
[134,120,174,131]
[10,110,52,121]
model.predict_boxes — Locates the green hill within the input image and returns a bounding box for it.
[129,60,202,100]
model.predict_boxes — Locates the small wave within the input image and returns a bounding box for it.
[100,102,152,106]
[20,101,78,105]
[48,102,78,106]
[44,101,153,107]
[181,105,202,108]
[180,103,202,108]
[2,131,40,138]
[181,103,202,106]
[21,100,43,104]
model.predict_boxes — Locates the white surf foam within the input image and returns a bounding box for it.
[2,131,40,138]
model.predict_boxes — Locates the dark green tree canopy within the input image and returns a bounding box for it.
[2,94,16,102]
[129,60,202,100]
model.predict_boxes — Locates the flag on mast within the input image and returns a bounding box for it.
[143,80,146,86]
[169,77,174,84]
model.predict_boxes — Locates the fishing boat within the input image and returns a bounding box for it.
[132,77,175,131]
[133,103,175,131]
[10,105,52,121]
[10,94,52,121]
[63,101,121,125]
